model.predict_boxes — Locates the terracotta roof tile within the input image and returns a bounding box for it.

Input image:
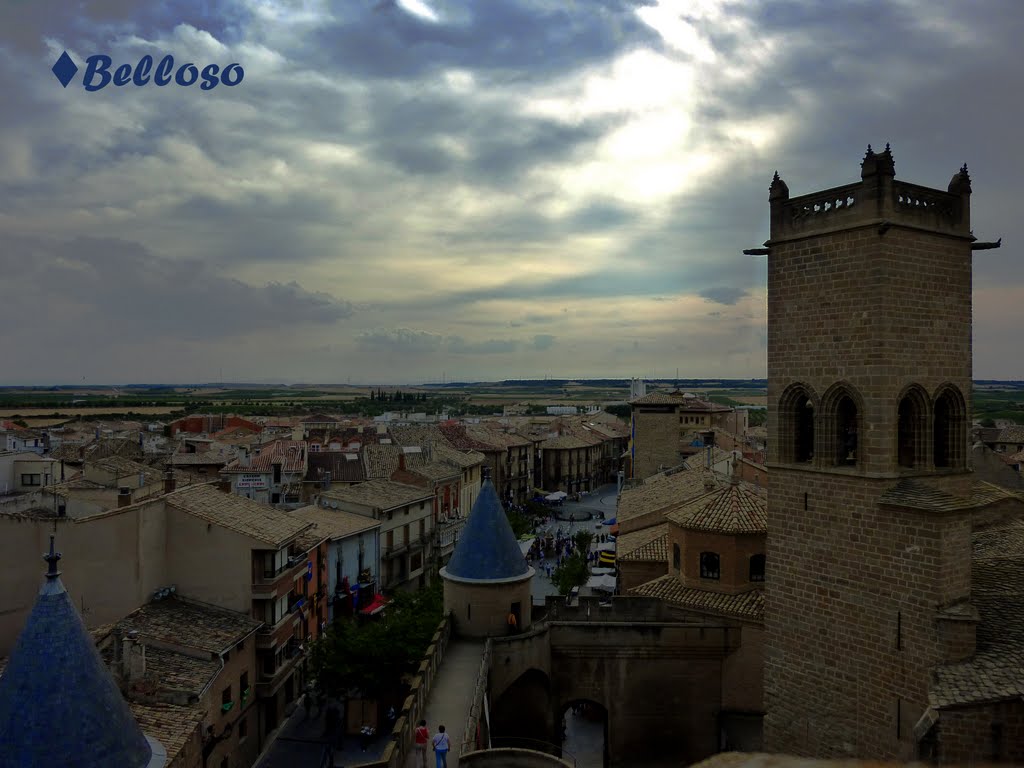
[167,484,312,547]
[362,443,402,479]
[291,504,380,539]
[929,513,1024,709]
[670,482,767,534]
[618,524,669,562]
[320,479,432,511]
[129,702,203,765]
[110,595,261,654]
[617,466,727,527]
[631,574,764,620]
[221,439,306,474]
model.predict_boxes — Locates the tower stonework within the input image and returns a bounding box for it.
[763,146,978,760]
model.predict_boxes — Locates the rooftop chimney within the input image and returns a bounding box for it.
[122,630,146,682]
[163,470,176,495]
[398,452,406,471]
[219,478,232,493]
[117,487,132,508]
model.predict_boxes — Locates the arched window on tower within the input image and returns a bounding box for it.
[672,543,681,572]
[934,386,967,468]
[897,386,929,469]
[749,554,765,582]
[778,384,816,464]
[699,552,720,580]
[836,396,859,466]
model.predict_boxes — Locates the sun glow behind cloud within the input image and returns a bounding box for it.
[0,0,1020,382]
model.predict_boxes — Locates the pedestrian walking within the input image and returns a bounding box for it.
[431,724,451,768]
[414,719,430,768]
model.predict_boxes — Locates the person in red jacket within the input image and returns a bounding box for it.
[414,719,429,768]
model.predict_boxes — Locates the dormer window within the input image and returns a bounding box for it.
[672,544,681,571]
[699,552,720,580]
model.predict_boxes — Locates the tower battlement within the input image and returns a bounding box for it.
[768,144,972,243]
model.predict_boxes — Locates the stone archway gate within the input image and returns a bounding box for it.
[486,597,743,767]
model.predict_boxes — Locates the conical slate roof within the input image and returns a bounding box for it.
[0,537,154,767]
[444,478,531,581]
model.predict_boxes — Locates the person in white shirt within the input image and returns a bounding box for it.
[431,724,450,768]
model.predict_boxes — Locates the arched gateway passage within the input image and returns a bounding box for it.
[560,699,608,768]
[490,668,554,752]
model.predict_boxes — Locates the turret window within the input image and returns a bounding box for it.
[699,552,720,580]
[749,554,765,582]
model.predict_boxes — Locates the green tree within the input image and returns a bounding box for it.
[603,404,631,419]
[552,552,590,596]
[506,508,534,539]
[979,417,996,428]
[310,581,443,698]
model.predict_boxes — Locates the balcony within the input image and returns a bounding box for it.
[252,555,310,597]
[255,612,299,651]
[255,643,304,698]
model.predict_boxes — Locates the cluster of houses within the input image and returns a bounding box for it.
[0,407,628,768]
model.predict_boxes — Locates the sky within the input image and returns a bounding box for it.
[0,0,1021,385]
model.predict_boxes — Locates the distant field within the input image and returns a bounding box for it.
[0,407,179,417]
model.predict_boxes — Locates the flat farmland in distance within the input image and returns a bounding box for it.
[0,406,180,417]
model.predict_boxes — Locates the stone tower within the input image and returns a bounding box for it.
[762,146,979,760]
[440,469,534,638]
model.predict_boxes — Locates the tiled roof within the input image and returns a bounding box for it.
[87,455,163,485]
[50,443,84,462]
[683,446,735,469]
[291,505,380,539]
[362,443,402,480]
[670,482,767,534]
[390,424,445,447]
[879,479,1024,513]
[438,423,500,452]
[402,451,461,482]
[429,440,485,469]
[83,436,145,462]
[618,466,727,527]
[0,546,153,766]
[929,513,1024,709]
[306,452,366,483]
[465,425,532,449]
[320,479,432,511]
[996,424,1024,443]
[618,524,669,562]
[296,526,330,555]
[221,439,307,474]
[168,451,231,467]
[167,484,312,547]
[444,479,531,581]
[631,574,764,621]
[630,390,732,410]
[111,595,261,654]
[129,702,203,766]
[540,434,597,450]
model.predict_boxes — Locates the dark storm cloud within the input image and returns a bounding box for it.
[308,0,661,82]
[0,235,353,343]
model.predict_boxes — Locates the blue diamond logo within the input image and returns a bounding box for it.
[52,51,78,88]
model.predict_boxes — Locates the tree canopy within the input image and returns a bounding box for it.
[309,581,444,698]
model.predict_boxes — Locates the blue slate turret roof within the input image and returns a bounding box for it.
[0,537,154,767]
[445,477,531,581]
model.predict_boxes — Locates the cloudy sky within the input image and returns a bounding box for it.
[1,0,1021,384]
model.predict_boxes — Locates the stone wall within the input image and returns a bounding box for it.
[632,408,681,479]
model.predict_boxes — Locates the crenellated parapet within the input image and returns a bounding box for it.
[768,144,972,242]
